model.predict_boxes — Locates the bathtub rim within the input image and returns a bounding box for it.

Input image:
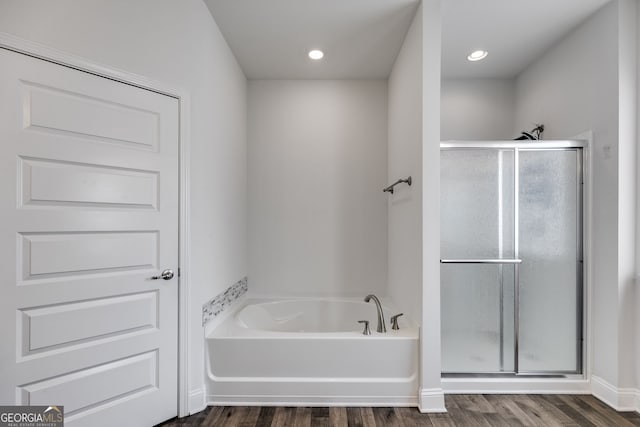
[206,296,419,339]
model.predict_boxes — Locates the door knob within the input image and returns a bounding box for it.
[150,269,174,280]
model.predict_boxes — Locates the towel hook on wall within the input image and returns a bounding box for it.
[383,176,412,194]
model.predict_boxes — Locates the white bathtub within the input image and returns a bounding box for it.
[205,298,419,406]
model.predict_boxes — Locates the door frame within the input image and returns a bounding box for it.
[0,32,192,417]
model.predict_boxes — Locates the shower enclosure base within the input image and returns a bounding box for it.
[442,375,590,395]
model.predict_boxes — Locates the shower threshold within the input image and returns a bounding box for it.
[442,373,583,379]
[441,372,589,394]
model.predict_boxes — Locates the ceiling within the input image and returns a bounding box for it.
[442,0,611,79]
[204,0,420,79]
[206,0,611,80]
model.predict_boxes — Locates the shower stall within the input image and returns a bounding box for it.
[440,141,584,375]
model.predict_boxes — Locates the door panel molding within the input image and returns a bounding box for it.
[19,157,160,210]
[22,80,160,151]
[0,32,193,417]
[18,291,158,356]
[18,350,159,418]
[19,231,159,279]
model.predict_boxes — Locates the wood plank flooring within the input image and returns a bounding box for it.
[157,395,640,426]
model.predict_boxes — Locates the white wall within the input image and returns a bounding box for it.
[248,80,388,297]
[422,0,446,412]
[515,0,638,392]
[634,0,640,397]
[388,3,423,328]
[637,0,640,393]
[0,0,247,413]
[617,0,637,396]
[389,3,444,411]
[441,78,516,141]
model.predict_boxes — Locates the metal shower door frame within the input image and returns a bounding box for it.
[440,140,585,376]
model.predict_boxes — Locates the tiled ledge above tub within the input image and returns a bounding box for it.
[202,277,248,326]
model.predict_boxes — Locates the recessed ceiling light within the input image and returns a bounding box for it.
[467,50,488,61]
[308,49,324,60]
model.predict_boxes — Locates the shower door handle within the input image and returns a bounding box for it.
[440,259,522,264]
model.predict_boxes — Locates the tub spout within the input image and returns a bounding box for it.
[364,294,386,333]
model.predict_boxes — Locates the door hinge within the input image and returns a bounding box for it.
[178,268,181,278]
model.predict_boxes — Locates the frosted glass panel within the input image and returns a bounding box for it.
[518,150,580,372]
[441,264,515,373]
[440,146,582,375]
[441,150,514,259]
[501,265,515,372]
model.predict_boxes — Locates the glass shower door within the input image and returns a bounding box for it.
[518,149,581,373]
[441,144,583,375]
[441,149,516,373]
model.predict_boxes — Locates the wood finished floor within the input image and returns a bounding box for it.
[157,395,640,426]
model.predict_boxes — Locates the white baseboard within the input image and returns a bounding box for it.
[442,377,591,395]
[188,388,207,415]
[208,394,418,407]
[418,388,446,413]
[204,378,640,415]
[591,375,640,412]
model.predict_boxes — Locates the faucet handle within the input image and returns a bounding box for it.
[358,320,371,335]
[390,313,404,330]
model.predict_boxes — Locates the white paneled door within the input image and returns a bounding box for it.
[0,48,179,426]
